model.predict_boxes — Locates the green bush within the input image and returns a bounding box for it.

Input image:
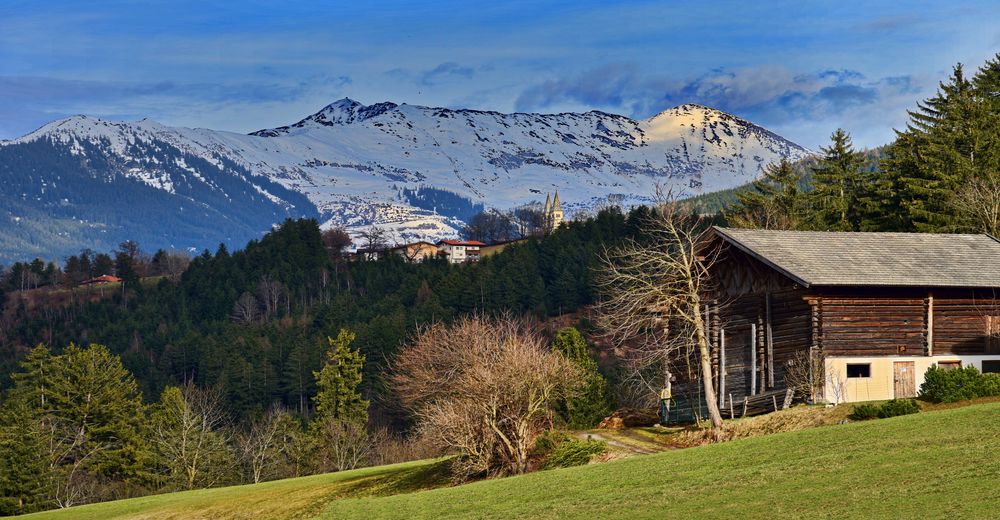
[850,399,920,421]
[532,430,572,458]
[849,403,880,421]
[876,399,920,418]
[980,374,1000,397]
[919,365,1000,403]
[550,327,613,429]
[540,437,607,470]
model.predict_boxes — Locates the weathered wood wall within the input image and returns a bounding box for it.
[817,296,927,356]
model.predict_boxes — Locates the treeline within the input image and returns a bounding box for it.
[0,242,189,292]
[730,54,1000,235]
[0,210,635,424]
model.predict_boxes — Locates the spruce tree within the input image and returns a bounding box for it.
[550,327,612,429]
[807,129,866,231]
[311,329,368,425]
[0,402,49,515]
[727,159,803,229]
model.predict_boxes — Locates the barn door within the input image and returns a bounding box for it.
[893,361,916,398]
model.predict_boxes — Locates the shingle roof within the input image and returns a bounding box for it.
[713,227,1000,288]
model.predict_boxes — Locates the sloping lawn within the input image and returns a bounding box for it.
[23,458,451,520]
[23,402,1000,519]
[323,402,1000,519]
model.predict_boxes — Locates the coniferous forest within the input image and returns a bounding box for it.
[3,53,1000,515]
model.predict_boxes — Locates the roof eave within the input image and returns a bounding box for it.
[711,226,812,287]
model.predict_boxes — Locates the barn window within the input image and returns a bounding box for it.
[937,361,961,371]
[983,361,1000,374]
[846,364,871,378]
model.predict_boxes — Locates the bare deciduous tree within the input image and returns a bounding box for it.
[231,292,259,324]
[237,406,299,484]
[151,384,234,490]
[952,174,1000,236]
[256,275,287,321]
[394,315,582,479]
[596,191,725,430]
[312,418,377,473]
[357,227,388,259]
[321,227,353,260]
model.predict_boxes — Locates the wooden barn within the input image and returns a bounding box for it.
[664,227,1000,422]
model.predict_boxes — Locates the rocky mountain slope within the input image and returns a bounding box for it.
[0,99,810,262]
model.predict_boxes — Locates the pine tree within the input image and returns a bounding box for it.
[807,129,866,231]
[888,65,979,232]
[0,402,49,515]
[311,329,368,424]
[727,159,803,229]
[550,327,612,429]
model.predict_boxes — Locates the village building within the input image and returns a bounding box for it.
[79,274,123,286]
[388,241,438,262]
[542,192,563,232]
[666,228,1000,422]
[436,239,486,263]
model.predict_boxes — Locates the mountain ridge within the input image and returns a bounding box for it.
[0,99,811,262]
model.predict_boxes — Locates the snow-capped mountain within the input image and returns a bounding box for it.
[0,99,809,261]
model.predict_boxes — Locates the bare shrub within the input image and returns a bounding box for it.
[393,314,582,479]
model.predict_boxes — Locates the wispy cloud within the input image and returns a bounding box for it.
[514,63,929,147]
[0,74,353,137]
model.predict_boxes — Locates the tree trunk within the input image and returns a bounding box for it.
[694,304,724,430]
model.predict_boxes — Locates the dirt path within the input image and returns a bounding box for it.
[574,429,670,455]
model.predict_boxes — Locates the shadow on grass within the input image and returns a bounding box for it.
[333,459,455,499]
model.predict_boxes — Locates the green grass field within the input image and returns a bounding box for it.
[25,402,1000,519]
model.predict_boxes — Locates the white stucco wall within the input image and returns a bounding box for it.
[824,356,1000,403]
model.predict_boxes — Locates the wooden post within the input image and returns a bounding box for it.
[718,328,727,409]
[742,396,749,417]
[772,394,779,412]
[729,393,734,419]
[926,292,934,357]
[810,299,821,403]
[750,323,757,396]
[765,292,774,388]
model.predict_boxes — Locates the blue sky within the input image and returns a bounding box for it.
[1,0,998,148]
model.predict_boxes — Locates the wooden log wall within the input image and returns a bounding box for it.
[932,296,1000,355]
[714,289,812,405]
[768,290,812,387]
[817,297,926,356]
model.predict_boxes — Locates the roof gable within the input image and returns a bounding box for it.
[713,227,1000,288]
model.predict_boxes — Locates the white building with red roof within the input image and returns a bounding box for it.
[436,239,486,264]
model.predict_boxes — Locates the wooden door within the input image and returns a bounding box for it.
[894,361,916,398]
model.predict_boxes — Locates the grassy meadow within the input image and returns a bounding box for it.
[23,402,1000,519]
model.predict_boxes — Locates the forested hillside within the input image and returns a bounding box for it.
[0,212,633,419]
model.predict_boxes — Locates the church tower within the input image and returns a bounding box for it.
[550,191,563,230]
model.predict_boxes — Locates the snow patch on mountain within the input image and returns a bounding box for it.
[4,99,811,245]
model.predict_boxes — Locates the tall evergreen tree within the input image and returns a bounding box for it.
[807,129,866,231]
[311,329,368,424]
[0,401,49,515]
[727,159,803,229]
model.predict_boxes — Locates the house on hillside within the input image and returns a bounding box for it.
[79,275,122,286]
[437,239,485,264]
[666,228,1000,422]
[389,241,438,262]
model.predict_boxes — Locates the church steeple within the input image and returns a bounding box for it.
[542,191,564,233]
